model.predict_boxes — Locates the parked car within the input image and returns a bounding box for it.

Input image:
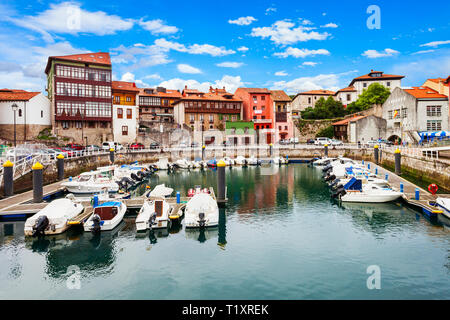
[66,143,84,150]
[367,140,379,147]
[85,144,101,152]
[279,139,290,145]
[102,141,123,151]
[191,142,200,148]
[52,147,68,158]
[289,137,299,144]
[378,139,393,146]
[150,142,160,150]
[61,147,75,157]
[330,139,344,146]
[306,139,315,145]
[129,143,145,150]
[314,137,332,146]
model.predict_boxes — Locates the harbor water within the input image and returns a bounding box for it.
[0,164,449,299]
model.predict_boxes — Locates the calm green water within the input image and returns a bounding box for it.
[0,165,449,300]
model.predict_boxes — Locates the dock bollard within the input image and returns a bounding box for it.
[375,168,378,175]
[217,160,226,203]
[374,145,379,165]
[2,160,14,197]
[32,161,44,203]
[202,145,205,161]
[93,194,99,208]
[57,153,64,181]
[269,143,273,157]
[385,174,389,181]
[362,160,365,165]
[176,191,181,204]
[415,188,420,201]
[324,144,328,157]
[395,149,401,175]
[109,148,115,163]
[400,183,404,193]
[368,163,371,170]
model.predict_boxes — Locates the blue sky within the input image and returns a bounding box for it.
[0,0,449,94]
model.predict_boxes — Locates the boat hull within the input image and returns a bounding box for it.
[341,192,402,203]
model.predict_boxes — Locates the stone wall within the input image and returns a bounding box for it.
[296,119,337,141]
[0,124,51,142]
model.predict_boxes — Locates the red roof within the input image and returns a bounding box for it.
[427,77,450,87]
[404,86,448,99]
[270,90,291,101]
[45,52,111,74]
[349,70,404,86]
[335,86,356,94]
[139,88,182,98]
[298,90,335,95]
[332,115,367,126]
[236,88,271,94]
[0,89,40,101]
[112,81,140,92]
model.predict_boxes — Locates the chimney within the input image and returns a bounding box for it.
[185,85,187,89]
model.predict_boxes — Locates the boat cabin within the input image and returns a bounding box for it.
[94,202,122,220]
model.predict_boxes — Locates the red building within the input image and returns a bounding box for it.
[234,88,274,144]
[45,52,113,144]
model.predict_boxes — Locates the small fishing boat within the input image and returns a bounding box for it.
[436,198,450,219]
[149,184,174,198]
[221,157,235,166]
[135,198,173,231]
[273,156,288,165]
[24,197,84,237]
[83,201,127,232]
[154,158,171,170]
[207,159,217,167]
[247,156,260,166]
[332,178,403,203]
[62,169,119,194]
[192,160,206,169]
[175,159,192,169]
[184,193,219,228]
[187,185,210,197]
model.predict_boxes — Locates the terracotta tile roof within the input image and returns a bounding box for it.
[172,92,243,105]
[335,86,357,94]
[112,81,140,92]
[45,52,111,74]
[332,115,367,126]
[349,70,404,86]
[297,90,335,95]
[404,86,448,99]
[138,88,182,98]
[270,90,291,101]
[236,87,271,94]
[446,76,450,84]
[427,77,450,87]
[0,89,40,101]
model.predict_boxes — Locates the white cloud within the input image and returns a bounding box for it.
[177,64,202,74]
[321,23,338,28]
[362,48,400,58]
[237,46,249,52]
[411,49,435,55]
[7,2,133,42]
[143,74,162,80]
[272,74,342,94]
[275,71,288,76]
[154,38,235,56]
[274,47,330,58]
[138,19,178,35]
[216,62,244,68]
[251,20,330,45]
[158,75,244,93]
[228,16,257,26]
[301,19,313,26]
[265,7,277,15]
[120,72,152,87]
[302,61,318,66]
[110,43,172,68]
[420,40,450,48]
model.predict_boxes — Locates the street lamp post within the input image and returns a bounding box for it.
[11,103,18,147]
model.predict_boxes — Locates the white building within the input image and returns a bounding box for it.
[382,86,449,143]
[333,87,358,107]
[112,81,139,145]
[291,90,335,115]
[0,89,51,142]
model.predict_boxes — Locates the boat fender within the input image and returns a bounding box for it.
[32,215,49,237]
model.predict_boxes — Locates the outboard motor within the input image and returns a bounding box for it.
[32,215,49,237]
[329,179,341,189]
[324,174,336,182]
[198,212,206,228]
[331,186,346,199]
[91,214,102,233]
[130,172,141,182]
[148,212,157,230]
[322,164,332,172]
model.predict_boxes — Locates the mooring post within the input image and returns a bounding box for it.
[176,191,181,204]
[32,161,44,203]
[202,145,206,161]
[269,143,273,157]
[415,188,420,201]
[395,148,401,175]
[217,160,226,204]
[385,173,389,182]
[400,183,404,193]
[57,153,64,181]
[3,160,14,197]
[374,145,379,165]
[375,168,378,175]
[324,144,328,157]
[109,148,115,163]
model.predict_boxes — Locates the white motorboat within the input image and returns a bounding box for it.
[184,193,219,228]
[175,159,192,169]
[221,157,235,166]
[235,156,247,166]
[192,160,206,169]
[149,184,173,198]
[83,201,127,232]
[62,169,119,194]
[154,158,171,170]
[333,178,403,203]
[273,156,288,165]
[135,198,173,231]
[24,197,84,237]
[312,157,336,166]
[247,156,260,166]
[436,198,450,219]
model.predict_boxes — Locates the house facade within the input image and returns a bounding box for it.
[45,52,113,145]
[173,86,242,133]
[333,87,358,107]
[234,88,274,144]
[138,87,182,129]
[382,86,449,143]
[270,90,293,142]
[225,121,255,145]
[349,70,404,97]
[291,90,335,115]
[0,89,51,142]
[112,81,139,144]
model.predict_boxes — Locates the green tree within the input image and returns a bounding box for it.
[300,97,346,120]
[346,83,391,114]
[316,125,334,138]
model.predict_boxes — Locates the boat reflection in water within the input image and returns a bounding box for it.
[24,221,125,279]
[185,209,227,245]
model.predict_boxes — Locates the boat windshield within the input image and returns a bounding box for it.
[77,175,91,182]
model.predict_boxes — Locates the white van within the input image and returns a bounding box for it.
[102,141,123,151]
[314,137,332,146]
